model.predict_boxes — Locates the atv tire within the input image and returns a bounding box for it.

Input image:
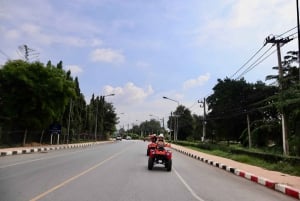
[166,159,172,171]
[148,157,154,170]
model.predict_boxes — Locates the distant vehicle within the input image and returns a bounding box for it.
[126,136,131,140]
[116,136,122,141]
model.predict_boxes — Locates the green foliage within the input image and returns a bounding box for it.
[139,119,161,134]
[0,60,75,130]
[176,141,300,176]
[0,59,119,145]
[0,60,77,144]
[165,105,194,140]
[206,78,250,141]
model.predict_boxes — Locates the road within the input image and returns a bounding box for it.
[0,140,294,201]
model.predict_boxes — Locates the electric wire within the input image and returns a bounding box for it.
[237,32,298,80]
[230,45,265,79]
[236,45,276,79]
[277,26,297,37]
[194,27,298,117]
[230,26,298,80]
[0,49,10,60]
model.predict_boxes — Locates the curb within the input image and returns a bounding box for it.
[0,141,111,157]
[172,147,300,200]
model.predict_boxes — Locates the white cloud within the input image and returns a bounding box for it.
[103,82,154,104]
[90,48,125,64]
[2,20,103,47]
[195,0,295,48]
[183,73,210,90]
[4,29,20,40]
[90,39,103,47]
[136,61,150,68]
[21,23,40,35]
[65,65,83,75]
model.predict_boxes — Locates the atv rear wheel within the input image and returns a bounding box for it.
[148,157,154,170]
[166,159,172,171]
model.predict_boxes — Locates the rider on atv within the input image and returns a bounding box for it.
[148,133,172,171]
[151,134,157,143]
[156,134,165,149]
[147,134,157,156]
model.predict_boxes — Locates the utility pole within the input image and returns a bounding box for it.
[198,98,206,142]
[67,99,72,144]
[265,36,292,155]
[163,96,179,141]
[297,0,300,82]
[18,44,39,61]
[94,98,99,141]
[170,112,174,141]
[246,114,251,148]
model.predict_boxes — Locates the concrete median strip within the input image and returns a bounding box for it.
[171,146,300,200]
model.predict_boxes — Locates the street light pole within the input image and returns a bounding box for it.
[198,98,206,142]
[94,93,115,141]
[163,96,180,141]
[297,0,300,82]
[94,98,99,141]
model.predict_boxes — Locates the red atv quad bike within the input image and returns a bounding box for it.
[148,145,172,171]
[147,142,157,156]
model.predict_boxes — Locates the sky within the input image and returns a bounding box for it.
[0,0,299,130]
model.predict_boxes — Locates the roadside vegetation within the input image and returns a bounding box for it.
[173,140,300,176]
[0,60,118,147]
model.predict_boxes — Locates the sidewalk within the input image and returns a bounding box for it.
[171,143,300,200]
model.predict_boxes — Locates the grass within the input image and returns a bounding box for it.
[186,145,300,176]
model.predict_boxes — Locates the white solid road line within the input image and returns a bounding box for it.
[173,167,206,201]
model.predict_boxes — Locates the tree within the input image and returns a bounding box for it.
[102,101,118,139]
[176,105,193,140]
[140,120,161,135]
[192,114,203,141]
[266,50,300,155]
[87,95,117,140]
[0,60,75,145]
[166,105,193,140]
[206,78,250,142]
[206,78,278,146]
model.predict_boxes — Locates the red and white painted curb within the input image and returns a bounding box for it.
[0,141,112,157]
[173,147,300,200]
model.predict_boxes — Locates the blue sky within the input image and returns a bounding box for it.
[0,0,298,129]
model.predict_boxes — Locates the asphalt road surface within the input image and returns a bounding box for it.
[0,140,294,201]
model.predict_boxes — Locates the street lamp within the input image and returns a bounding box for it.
[198,98,206,142]
[94,93,115,141]
[163,96,179,105]
[163,96,179,141]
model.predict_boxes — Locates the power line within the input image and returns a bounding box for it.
[230,45,266,79]
[277,26,297,37]
[236,45,276,79]
[229,27,298,80]
[0,49,10,60]
[196,27,298,117]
